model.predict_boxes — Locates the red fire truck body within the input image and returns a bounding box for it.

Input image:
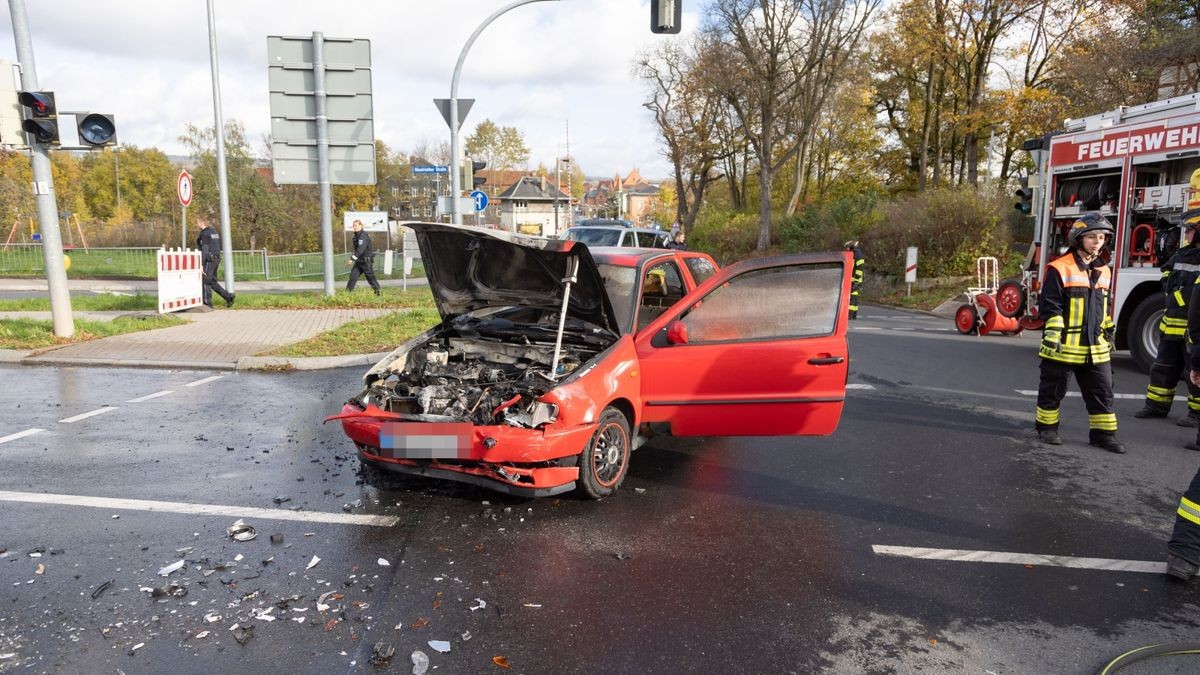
[1018,92,1200,371]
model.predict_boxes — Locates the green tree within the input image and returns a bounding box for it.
[464,119,530,171]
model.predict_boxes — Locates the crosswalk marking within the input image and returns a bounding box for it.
[59,407,118,424]
[0,428,44,445]
[127,390,174,403]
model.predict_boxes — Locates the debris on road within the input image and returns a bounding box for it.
[378,557,390,566]
[493,655,511,669]
[428,640,451,653]
[411,649,430,675]
[470,598,486,611]
[306,555,320,570]
[157,559,185,577]
[90,579,114,600]
[227,519,257,542]
[370,642,395,666]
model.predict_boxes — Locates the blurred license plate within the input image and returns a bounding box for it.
[379,423,473,459]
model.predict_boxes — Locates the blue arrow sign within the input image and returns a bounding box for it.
[470,190,489,212]
[413,165,448,174]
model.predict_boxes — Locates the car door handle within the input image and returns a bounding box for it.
[807,356,845,365]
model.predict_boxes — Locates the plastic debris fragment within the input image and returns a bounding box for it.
[158,559,185,577]
[428,640,451,653]
[378,558,390,566]
[306,555,321,570]
[411,650,430,675]
[227,519,257,542]
[493,656,511,669]
[91,580,114,600]
[370,642,395,666]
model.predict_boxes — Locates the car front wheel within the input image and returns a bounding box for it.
[576,407,631,499]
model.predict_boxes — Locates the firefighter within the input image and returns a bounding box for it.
[844,240,864,320]
[346,219,381,295]
[196,216,234,308]
[1135,208,1200,425]
[1169,250,1200,579]
[1034,214,1125,453]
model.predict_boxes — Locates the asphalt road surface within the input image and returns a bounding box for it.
[1,306,1199,674]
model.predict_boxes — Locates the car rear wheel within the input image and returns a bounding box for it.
[576,407,631,499]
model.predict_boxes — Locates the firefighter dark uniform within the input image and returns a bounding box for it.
[1034,215,1124,453]
[1167,253,1200,580]
[844,240,864,320]
[196,221,234,308]
[1135,209,1200,425]
[347,223,381,295]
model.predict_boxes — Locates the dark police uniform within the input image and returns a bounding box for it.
[196,223,233,307]
[348,228,380,294]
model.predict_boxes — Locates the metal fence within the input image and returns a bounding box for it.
[0,244,420,281]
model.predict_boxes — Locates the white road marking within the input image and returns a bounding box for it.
[59,407,118,424]
[1015,390,1178,401]
[846,384,876,390]
[873,544,1166,574]
[852,326,883,330]
[127,390,174,403]
[0,490,400,527]
[185,375,224,387]
[0,428,45,445]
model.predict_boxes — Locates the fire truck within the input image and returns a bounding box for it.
[1001,92,1200,372]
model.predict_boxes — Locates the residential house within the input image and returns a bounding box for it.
[495,176,572,237]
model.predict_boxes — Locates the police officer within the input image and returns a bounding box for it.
[1034,214,1124,453]
[1134,209,1200,425]
[844,240,864,320]
[196,216,234,308]
[346,219,381,295]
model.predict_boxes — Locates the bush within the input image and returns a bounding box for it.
[779,193,881,251]
[865,187,1015,278]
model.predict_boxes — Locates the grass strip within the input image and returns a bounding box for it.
[0,314,185,350]
[0,289,436,312]
[264,308,441,358]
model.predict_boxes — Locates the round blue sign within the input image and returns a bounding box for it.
[470,190,489,212]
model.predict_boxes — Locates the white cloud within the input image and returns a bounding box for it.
[0,0,697,179]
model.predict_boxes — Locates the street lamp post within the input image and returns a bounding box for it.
[449,0,558,225]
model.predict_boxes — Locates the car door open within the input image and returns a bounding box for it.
[634,252,851,436]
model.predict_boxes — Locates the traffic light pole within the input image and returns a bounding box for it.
[449,0,557,225]
[8,0,72,337]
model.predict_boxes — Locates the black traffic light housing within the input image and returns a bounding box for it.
[471,160,486,188]
[1015,176,1034,214]
[77,113,117,147]
[18,91,59,145]
[651,0,682,34]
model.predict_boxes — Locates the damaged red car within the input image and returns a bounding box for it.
[329,222,852,499]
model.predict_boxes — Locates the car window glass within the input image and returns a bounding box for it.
[597,263,638,333]
[637,261,686,331]
[568,229,621,246]
[679,262,843,341]
[655,233,671,248]
[684,257,717,285]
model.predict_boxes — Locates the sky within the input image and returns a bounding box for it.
[0,1,697,181]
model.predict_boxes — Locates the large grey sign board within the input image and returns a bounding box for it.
[267,35,375,185]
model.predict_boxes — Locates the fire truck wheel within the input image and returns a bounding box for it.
[955,304,979,335]
[1128,294,1166,374]
[995,279,1026,318]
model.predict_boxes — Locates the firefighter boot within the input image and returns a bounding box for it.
[1089,432,1126,454]
[1186,430,1200,452]
[1134,405,1169,419]
[1166,553,1199,580]
[1177,412,1200,428]
[1037,428,1062,445]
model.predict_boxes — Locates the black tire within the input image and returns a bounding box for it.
[576,407,631,499]
[995,279,1026,318]
[1128,294,1166,374]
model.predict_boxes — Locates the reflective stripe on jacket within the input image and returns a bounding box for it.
[1038,251,1114,364]
[1158,247,1200,337]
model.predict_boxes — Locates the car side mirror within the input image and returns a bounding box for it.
[666,320,689,344]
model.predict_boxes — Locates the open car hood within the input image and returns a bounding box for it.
[405,222,620,334]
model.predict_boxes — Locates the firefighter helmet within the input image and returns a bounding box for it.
[1066,214,1114,248]
[1180,208,1200,230]
[843,239,860,251]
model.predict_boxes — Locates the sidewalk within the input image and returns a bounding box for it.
[0,277,420,370]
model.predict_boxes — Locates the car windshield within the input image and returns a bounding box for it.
[567,228,622,246]
[596,263,638,333]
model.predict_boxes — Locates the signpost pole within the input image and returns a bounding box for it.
[313,31,335,297]
[206,0,235,295]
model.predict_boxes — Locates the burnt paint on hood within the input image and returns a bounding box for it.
[406,222,620,334]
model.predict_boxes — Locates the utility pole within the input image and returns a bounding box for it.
[206,0,236,294]
[8,0,72,337]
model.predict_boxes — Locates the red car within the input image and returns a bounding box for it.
[329,222,852,499]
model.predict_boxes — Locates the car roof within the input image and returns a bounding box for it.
[567,225,665,233]
[590,247,697,267]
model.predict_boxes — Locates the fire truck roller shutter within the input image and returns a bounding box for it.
[1057,176,1120,210]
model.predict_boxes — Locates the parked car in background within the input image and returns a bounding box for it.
[329,222,852,499]
[564,223,671,249]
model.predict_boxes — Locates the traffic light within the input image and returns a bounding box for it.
[1015,176,1034,214]
[651,0,681,34]
[462,157,487,191]
[76,113,116,147]
[18,91,58,145]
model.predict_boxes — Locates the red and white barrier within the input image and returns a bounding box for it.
[157,248,203,314]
